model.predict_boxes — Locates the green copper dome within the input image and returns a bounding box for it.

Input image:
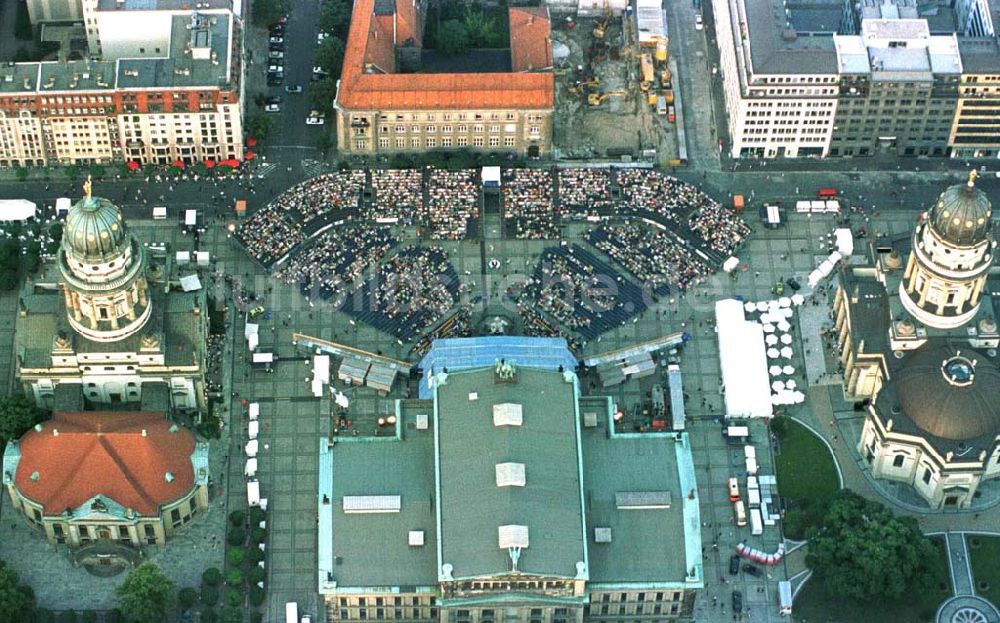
[928,173,993,247]
[63,195,128,259]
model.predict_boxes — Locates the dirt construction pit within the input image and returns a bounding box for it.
[550,12,678,161]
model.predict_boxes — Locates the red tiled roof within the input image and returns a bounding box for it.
[509,7,553,72]
[338,0,554,111]
[14,412,197,516]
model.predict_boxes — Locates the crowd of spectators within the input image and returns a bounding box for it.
[369,168,423,225]
[588,223,714,295]
[558,168,614,216]
[688,201,751,256]
[518,244,647,341]
[236,171,366,266]
[427,168,479,239]
[502,168,558,239]
[340,246,461,341]
[274,223,397,304]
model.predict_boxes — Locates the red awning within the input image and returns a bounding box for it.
[204,159,216,169]
[247,137,258,147]
[126,160,140,171]
[219,159,241,167]
[245,151,256,161]
[172,159,185,168]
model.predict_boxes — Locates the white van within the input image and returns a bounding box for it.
[750,507,763,535]
[778,580,793,615]
[286,602,298,623]
[152,206,167,220]
[733,500,747,527]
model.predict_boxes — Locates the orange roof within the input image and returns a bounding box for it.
[14,412,197,516]
[338,0,554,111]
[509,7,553,72]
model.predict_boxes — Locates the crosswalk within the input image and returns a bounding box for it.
[256,162,280,179]
[301,159,332,178]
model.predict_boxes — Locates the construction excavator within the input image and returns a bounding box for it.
[592,0,612,39]
[588,90,628,106]
[569,77,600,95]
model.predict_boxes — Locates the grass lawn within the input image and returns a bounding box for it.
[773,418,840,538]
[968,535,1000,607]
[794,536,951,623]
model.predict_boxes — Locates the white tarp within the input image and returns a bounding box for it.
[196,251,210,266]
[248,402,260,420]
[247,480,260,506]
[248,420,259,440]
[245,439,259,457]
[247,333,259,352]
[176,251,191,265]
[56,197,72,216]
[481,166,501,186]
[252,352,274,364]
[245,458,257,477]
[716,299,773,419]
[245,323,259,339]
[180,274,202,292]
[723,257,740,273]
[834,228,854,256]
[0,199,37,221]
[314,355,330,384]
[185,209,197,226]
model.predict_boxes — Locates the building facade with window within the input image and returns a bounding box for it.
[318,360,702,622]
[712,0,1000,159]
[2,411,209,547]
[15,187,207,412]
[0,11,242,167]
[834,173,1000,508]
[335,0,554,158]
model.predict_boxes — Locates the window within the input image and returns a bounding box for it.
[442,137,452,147]
[893,455,905,467]
[923,468,932,484]
[489,136,500,147]
[473,137,484,147]
[396,138,406,149]
[504,137,515,147]
[379,137,390,149]
[426,138,436,148]
[411,138,421,148]
[457,137,468,147]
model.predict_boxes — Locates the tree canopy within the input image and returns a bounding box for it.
[315,37,346,79]
[319,0,352,38]
[0,561,36,622]
[0,394,42,446]
[252,0,289,27]
[115,563,175,623]
[309,78,339,113]
[805,490,938,601]
[436,20,470,56]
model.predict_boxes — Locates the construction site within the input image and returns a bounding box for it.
[551,0,681,163]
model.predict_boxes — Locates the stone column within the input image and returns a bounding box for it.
[137,279,147,307]
[125,292,137,321]
[71,291,83,321]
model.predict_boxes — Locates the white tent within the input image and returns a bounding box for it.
[481,166,501,187]
[724,257,741,273]
[715,299,774,419]
[248,402,259,420]
[180,274,202,292]
[765,335,779,346]
[769,365,783,376]
[762,324,776,333]
[247,480,261,506]
[56,197,72,217]
[245,439,258,457]
[0,199,37,221]
[248,420,259,440]
[772,380,785,391]
[778,297,791,308]
[780,347,794,359]
[780,334,793,345]
[777,320,791,332]
[245,458,257,478]
[755,301,769,313]
[791,294,805,306]
[767,348,779,359]
[744,301,756,313]
[782,365,795,375]
[786,380,797,390]
[834,228,854,256]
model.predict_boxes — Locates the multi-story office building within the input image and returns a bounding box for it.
[318,346,703,622]
[334,0,555,158]
[1,7,242,166]
[712,0,1000,158]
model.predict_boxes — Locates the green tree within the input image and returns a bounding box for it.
[14,167,28,182]
[316,134,334,157]
[0,395,42,446]
[225,569,243,586]
[245,116,274,141]
[462,7,501,47]
[225,588,242,608]
[114,562,175,623]
[308,78,339,113]
[88,165,106,180]
[319,0,352,38]
[0,561,36,622]
[436,20,470,55]
[202,567,223,586]
[227,527,246,546]
[178,587,198,608]
[315,37,345,78]
[247,567,266,585]
[200,608,219,623]
[220,606,244,623]
[200,585,219,607]
[806,490,938,601]
[226,548,246,567]
[252,0,290,27]
[248,586,266,607]
[64,165,79,180]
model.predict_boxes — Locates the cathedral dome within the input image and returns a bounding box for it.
[63,195,128,260]
[927,171,993,247]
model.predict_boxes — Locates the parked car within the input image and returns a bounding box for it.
[267,75,284,86]
[266,96,282,104]
[732,591,742,614]
[264,104,281,113]
[694,13,704,30]
[269,51,284,60]
[284,85,303,93]
[312,66,328,75]
[269,24,285,34]
[269,44,284,53]
[306,116,325,125]
[269,36,284,44]
[268,64,284,72]
[742,564,760,577]
[249,306,265,319]
[729,556,740,576]
[785,277,802,291]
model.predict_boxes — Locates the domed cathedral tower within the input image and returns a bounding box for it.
[899,171,994,329]
[58,177,151,342]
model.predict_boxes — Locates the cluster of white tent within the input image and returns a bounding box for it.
[245,402,268,510]
[807,228,854,288]
[716,295,808,418]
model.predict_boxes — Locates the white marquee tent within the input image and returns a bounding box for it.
[715,299,773,418]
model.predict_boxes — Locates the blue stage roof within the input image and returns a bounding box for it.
[418,337,578,399]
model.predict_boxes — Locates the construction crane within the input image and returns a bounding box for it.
[592,0,612,39]
[588,90,628,106]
